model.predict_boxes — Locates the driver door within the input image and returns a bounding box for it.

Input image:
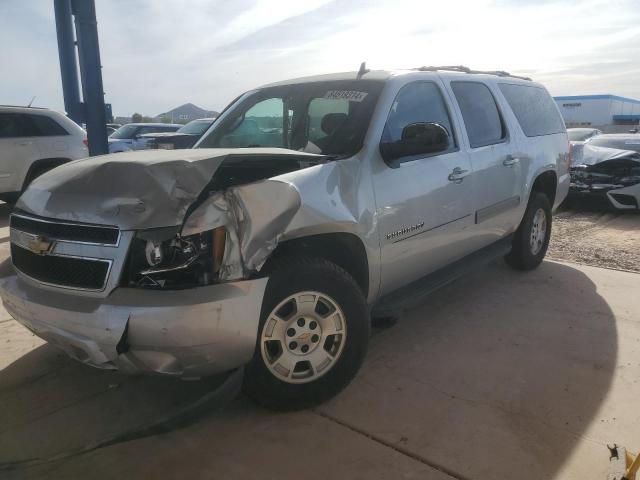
[372,80,475,296]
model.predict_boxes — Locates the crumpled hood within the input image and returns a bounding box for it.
[573,144,640,167]
[16,148,318,230]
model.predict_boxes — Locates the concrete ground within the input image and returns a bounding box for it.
[1,203,639,479]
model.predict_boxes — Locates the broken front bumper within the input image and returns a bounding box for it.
[0,262,268,378]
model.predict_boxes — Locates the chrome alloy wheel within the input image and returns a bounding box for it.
[260,291,347,384]
[529,208,547,255]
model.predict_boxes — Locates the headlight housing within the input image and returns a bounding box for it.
[125,226,226,289]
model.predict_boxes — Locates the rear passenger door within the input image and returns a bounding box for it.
[373,81,475,296]
[446,81,524,243]
[0,113,41,193]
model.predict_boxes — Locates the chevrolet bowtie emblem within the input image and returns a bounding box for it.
[11,229,54,255]
[27,235,53,255]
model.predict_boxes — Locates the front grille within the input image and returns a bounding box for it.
[11,244,110,290]
[10,214,119,245]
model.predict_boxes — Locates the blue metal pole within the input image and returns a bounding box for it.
[71,0,108,156]
[53,0,83,125]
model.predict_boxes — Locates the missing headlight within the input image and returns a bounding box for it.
[126,226,226,289]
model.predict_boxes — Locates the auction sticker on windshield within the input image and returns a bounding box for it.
[324,90,368,102]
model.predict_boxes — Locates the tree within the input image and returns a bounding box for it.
[131,112,142,123]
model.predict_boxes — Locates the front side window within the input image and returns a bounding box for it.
[27,114,69,136]
[178,120,213,135]
[381,81,457,153]
[197,80,384,157]
[451,81,506,148]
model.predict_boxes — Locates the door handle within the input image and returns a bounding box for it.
[448,167,469,183]
[503,155,520,166]
[15,140,33,146]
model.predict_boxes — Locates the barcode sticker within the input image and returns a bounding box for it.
[324,90,368,102]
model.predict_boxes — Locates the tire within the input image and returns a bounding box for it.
[243,256,370,411]
[505,192,552,270]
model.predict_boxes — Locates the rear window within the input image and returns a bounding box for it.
[499,83,565,137]
[451,81,506,148]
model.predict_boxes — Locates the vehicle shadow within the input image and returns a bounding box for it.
[0,202,12,229]
[0,340,232,466]
[316,260,619,480]
[0,261,620,480]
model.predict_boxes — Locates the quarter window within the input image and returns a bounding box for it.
[382,81,456,153]
[451,81,506,148]
[27,114,69,136]
[498,83,565,137]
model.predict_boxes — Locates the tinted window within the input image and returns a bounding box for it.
[382,81,456,152]
[451,81,506,148]
[499,83,565,137]
[307,98,349,145]
[0,113,32,138]
[28,114,69,136]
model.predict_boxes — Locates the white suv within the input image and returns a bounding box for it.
[0,106,88,203]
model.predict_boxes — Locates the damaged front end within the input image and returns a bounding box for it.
[2,148,327,377]
[569,144,640,209]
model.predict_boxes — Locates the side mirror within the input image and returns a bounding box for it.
[380,122,450,166]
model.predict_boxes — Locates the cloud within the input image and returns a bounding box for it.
[0,0,639,116]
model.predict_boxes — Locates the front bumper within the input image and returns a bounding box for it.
[0,261,268,378]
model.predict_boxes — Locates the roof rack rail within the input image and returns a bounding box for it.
[414,65,532,81]
[0,104,47,110]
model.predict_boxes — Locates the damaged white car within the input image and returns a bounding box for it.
[570,134,640,209]
[0,67,569,409]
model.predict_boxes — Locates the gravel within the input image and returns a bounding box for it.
[548,203,640,272]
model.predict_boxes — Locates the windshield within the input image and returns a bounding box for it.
[568,129,598,141]
[197,80,384,157]
[110,124,138,139]
[588,136,640,153]
[178,120,213,135]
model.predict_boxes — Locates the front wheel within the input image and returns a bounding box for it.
[243,257,370,411]
[505,192,552,270]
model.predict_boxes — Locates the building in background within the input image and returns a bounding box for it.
[554,95,640,132]
[156,103,218,123]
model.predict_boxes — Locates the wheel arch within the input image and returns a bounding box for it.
[22,157,73,190]
[530,169,558,207]
[262,232,370,298]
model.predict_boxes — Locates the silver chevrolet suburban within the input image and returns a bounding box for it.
[0,66,569,410]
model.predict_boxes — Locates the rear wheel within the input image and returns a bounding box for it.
[505,192,552,270]
[243,257,370,411]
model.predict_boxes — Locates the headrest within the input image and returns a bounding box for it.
[321,113,348,135]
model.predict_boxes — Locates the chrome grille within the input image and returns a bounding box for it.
[11,244,111,290]
[10,214,120,245]
[9,213,121,292]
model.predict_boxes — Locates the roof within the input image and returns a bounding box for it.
[554,94,640,105]
[261,67,532,88]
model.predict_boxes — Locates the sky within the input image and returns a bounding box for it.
[1,0,639,117]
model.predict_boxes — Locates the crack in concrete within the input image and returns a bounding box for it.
[312,409,470,480]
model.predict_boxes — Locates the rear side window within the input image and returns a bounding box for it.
[451,81,506,148]
[0,114,28,138]
[498,83,565,137]
[382,81,457,152]
[27,114,69,136]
